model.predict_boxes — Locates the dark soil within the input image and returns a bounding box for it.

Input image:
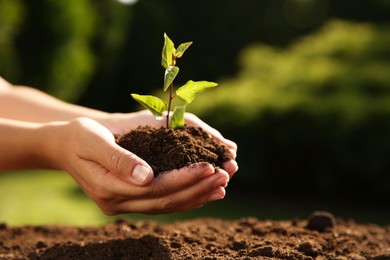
[1,212,389,259]
[116,126,231,175]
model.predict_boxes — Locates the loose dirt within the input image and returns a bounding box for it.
[1,211,389,259]
[116,126,231,175]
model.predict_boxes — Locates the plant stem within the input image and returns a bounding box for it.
[166,82,174,128]
[166,54,177,128]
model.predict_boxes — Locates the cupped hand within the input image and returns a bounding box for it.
[48,117,229,214]
[97,110,238,177]
[183,112,238,177]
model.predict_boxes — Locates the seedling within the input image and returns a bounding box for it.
[131,33,218,129]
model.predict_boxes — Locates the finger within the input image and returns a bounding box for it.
[106,147,154,186]
[148,162,215,198]
[222,160,239,178]
[190,186,227,211]
[152,169,229,214]
[174,168,229,212]
[77,118,154,186]
[84,162,216,200]
[116,168,229,214]
[229,149,237,160]
[70,158,162,216]
[184,113,238,151]
[82,168,151,209]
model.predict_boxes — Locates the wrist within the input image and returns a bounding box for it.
[34,121,67,170]
[0,119,64,170]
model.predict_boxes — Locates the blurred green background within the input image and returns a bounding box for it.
[1,0,389,225]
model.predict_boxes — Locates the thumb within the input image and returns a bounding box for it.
[85,121,154,186]
[106,146,154,186]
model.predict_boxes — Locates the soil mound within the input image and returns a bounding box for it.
[116,126,231,175]
[1,211,389,259]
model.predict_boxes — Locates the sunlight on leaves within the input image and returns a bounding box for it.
[170,105,186,129]
[176,42,193,58]
[163,66,179,92]
[161,33,175,69]
[131,94,166,117]
[132,33,218,128]
[176,80,218,104]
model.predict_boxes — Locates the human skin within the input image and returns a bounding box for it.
[0,77,238,215]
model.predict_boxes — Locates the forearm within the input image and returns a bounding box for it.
[0,84,108,122]
[0,118,59,170]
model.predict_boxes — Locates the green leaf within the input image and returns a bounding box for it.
[161,33,175,69]
[176,80,218,104]
[176,42,193,58]
[170,105,186,129]
[163,66,179,92]
[131,94,166,117]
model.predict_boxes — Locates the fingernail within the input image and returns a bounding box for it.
[209,190,225,201]
[229,149,237,159]
[230,160,238,171]
[132,165,152,184]
[214,176,228,188]
[192,163,214,179]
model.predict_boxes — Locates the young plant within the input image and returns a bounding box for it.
[131,33,218,129]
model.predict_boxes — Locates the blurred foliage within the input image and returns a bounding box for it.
[0,0,133,102]
[189,20,390,201]
[1,0,389,106]
[79,0,390,112]
[0,0,24,80]
[1,0,390,205]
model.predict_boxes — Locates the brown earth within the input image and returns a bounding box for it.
[3,128,388,259]
[116,125,231,175]
[0,211,389,259]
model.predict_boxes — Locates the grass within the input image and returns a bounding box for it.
[0,170,110,226]
[0,170,242,226]
[1,170,389,226]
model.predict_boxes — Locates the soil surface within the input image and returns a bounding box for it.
[1,211,389,259]
[116,126,231,175]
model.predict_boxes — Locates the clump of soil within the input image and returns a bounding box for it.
[1,211,389,259]
[116,126,231,175]
[306,211,336,232]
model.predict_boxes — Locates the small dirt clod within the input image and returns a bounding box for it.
[306,211,336,232]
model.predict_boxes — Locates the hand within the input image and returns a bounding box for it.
[47,117,229,214]
[183,112,238,178]
[97,110,239,177]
